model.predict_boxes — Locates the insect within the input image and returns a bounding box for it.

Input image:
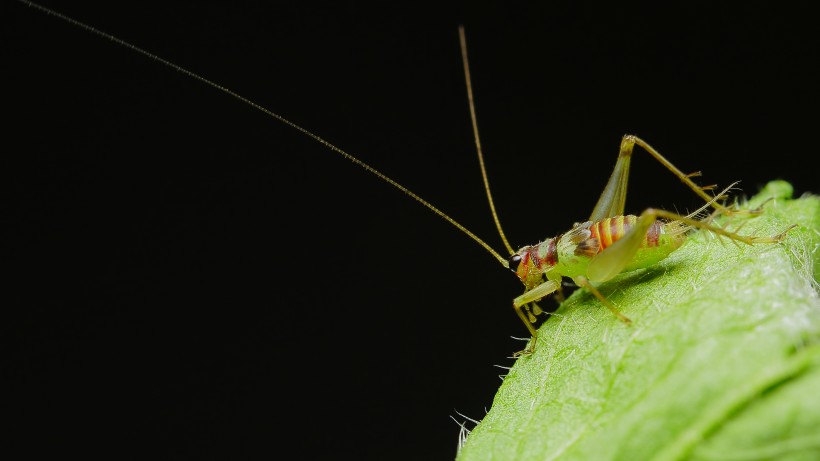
[16,1,795,358]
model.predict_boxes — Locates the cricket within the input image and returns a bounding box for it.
[18,1,796,357]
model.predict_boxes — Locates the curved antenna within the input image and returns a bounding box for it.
[19,0,509,268]
[458,26,515,256]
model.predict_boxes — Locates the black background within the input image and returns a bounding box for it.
[4,1,817,459]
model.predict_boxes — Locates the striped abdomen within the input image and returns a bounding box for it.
[588,215,662,253]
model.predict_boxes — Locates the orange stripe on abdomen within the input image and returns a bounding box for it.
[591,215,641,251]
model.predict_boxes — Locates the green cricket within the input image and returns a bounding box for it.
[18,0,796,356]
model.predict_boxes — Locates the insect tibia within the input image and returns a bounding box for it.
[590,135,739,223]
[682,181,741,221]
[752,224,798,243]
[724,196,776,218]
[647,208,797,246]
[574,276,632,324]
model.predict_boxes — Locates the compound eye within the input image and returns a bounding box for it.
[508,254,522,272]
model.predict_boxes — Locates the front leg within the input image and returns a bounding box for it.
[512,279,561,356]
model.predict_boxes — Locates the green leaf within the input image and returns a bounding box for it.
[458,180,820,461]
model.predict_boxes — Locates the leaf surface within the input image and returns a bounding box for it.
[459,181,820,461]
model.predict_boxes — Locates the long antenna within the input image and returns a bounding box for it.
[18,0,510,268]
[458,26,515,256]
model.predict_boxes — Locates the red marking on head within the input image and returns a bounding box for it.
[515,248,531,282]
